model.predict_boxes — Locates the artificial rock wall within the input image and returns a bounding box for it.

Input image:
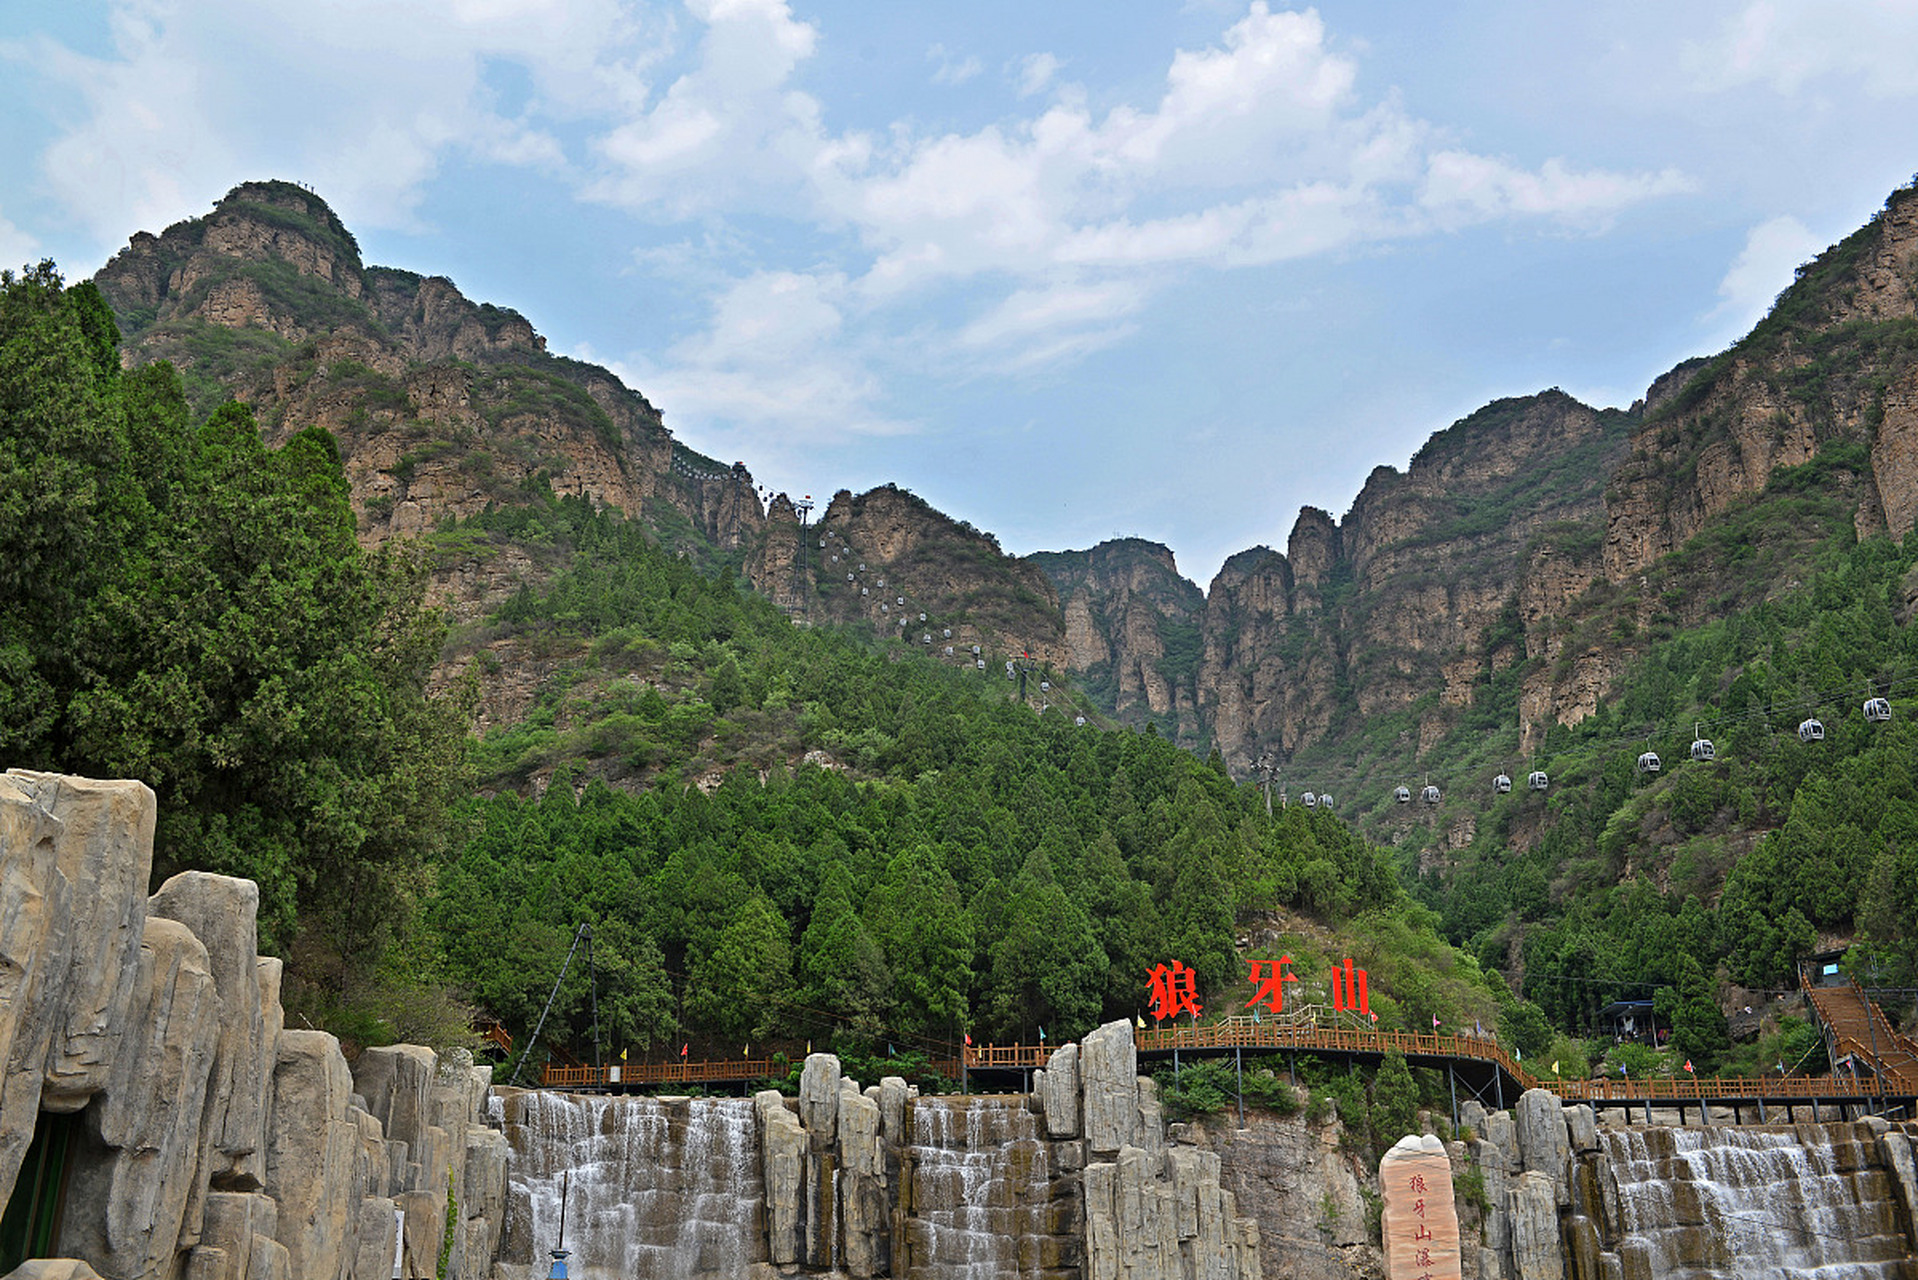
[0,770,506,1280]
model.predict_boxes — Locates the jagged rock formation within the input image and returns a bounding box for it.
[0,770,505,1280]
[90,180,765,585]
[1030,541,1205,739]
[748,484,1070,669]
[1034,392,1631,767]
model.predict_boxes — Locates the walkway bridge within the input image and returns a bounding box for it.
[540,1008,1915,1124]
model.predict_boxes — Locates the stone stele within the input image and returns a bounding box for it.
[1379,1133,1462,1280]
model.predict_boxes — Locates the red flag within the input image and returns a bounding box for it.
[963,1033,972,1046]
[1684,1059,1694,1073]
[680,1043,688,1057]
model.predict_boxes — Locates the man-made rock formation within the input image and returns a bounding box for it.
[1379,1134,1461,1280]
[0,771,504,1280]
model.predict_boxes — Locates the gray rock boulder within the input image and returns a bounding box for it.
[1080,1021,1139,1155]
[265,1031,360,1280]
[754,1091,805,1267]
[1514,1089,1571,1206]
[1508,1170,1564,1280]
[798,1054,840,1145]
[150,873,270,1192]
[56,916,220,1280]
[1037,1042,1081,1139]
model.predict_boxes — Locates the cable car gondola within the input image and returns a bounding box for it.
[1637,751,1661,775]
[1798,718,1825,743]
[1690,726,1715,762]
[1865,697,1892,723]
[1528,771,1549,791]
[1320,793,1335,809]
[1421,784,1442,805]
[1493,773,1512,794]
[1394,786,1412,804]
[1302,792,1317,808]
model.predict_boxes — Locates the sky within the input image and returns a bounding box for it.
[5,2,1918,586]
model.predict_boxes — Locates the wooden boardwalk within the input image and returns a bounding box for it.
[537,1012,1911,1121]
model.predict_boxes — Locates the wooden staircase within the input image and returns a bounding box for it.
[1803,976,1918,1095]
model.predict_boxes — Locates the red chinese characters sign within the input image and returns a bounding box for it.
[1244,955,1300,1014]
[1146,959,1203,1021]
[1379,1136,1461,1280]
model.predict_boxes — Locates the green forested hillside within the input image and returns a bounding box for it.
[421,495,1501,1070]
[1412,521,1918,1055]
[0,264,469,978]
[4,262,1506,1074]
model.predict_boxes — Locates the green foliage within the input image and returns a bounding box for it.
[0,263,470,1027]
[418,491,1492,1057]
[1369,1049,1419,1145]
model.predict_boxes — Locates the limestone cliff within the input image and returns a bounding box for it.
[1029,540,1206,740]
[1041,392,1630,772]
[747,484,1069,670]
[1605,183,1918,579]
[91,180,765,584]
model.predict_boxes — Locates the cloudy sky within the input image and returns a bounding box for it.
[5,1,1918,583]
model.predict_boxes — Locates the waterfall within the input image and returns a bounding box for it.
[497,1091,765,1280]
[1600,1124,1912,1280]
[903,1096,1061,1280]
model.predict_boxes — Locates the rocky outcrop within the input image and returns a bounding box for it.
[1077,1021,1260,1280]
[749,484,1069,670]
[1031,541,1206,736]
[0,772,506,1280]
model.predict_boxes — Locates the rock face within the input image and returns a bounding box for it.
[0,771,506,1280]
[89,180,768,721]
[748,484,1070,670]
[1033,391,1631,768]
[1030,541,1206,735]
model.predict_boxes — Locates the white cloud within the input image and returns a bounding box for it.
[585,0,836,216]
[0,207,41,270]
[641,270,914,443]
[1712,214,1824,329]
[1015,52,1061,98]
[958,279,1145,358]
[15,0,634,246]
[929,44,983,87]
[1418,152,1695,231]
[1690,1,1918,97]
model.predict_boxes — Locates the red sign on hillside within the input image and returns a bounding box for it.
[1244,955,1300,1014]
[1332,957,1370,1016]
[1146,959,1203,1021]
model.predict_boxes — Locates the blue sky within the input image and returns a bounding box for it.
[6,1,1918,584]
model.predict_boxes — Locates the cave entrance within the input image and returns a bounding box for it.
[0,1109,80,1273]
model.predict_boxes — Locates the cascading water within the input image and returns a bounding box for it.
[902,1096,1072,1280]
[496,1091,765,1280]
[1599,1124,1914,1280]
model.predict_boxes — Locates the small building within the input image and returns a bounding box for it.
[1598,999,1657,1043]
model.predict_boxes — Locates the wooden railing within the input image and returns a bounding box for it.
[534,1014,1899,1104]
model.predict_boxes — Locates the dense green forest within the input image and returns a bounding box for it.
[421,497,1502,1071]
[1405,519,1918,1067]
[0,263,472,1035]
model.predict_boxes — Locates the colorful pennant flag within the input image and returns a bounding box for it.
[1684,1059,1694,1073]
[964,1032,972,1046]
[680,1043,688,1058]
[1551,1060,1560,1075]
[1432,1015,1441,1028]
[1039,1027,1047,1042]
